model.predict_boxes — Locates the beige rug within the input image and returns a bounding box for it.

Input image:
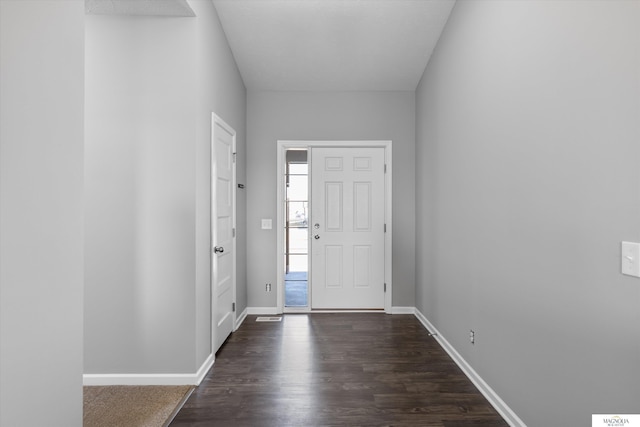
[83,385,193,427]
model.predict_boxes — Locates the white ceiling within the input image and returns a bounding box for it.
[85,0,195,16]
[212,0,456,91]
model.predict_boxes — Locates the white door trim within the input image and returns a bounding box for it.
[212,113,237,353]
[276,140,392,314]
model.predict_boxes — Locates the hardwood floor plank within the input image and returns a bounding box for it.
[171,314,508,427]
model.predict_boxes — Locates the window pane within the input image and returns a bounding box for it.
[287,227,308,254]
[285,258,308,307]
[286,254,308,273]
[287,201,308,226]
[288,163,308,175]
[286,175,308,200]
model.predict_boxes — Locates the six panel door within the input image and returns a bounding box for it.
[310,147,385,309]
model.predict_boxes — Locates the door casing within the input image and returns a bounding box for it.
[276,140,392,313]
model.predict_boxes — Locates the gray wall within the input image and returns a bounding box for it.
[191,0,247,368]
[85,0,246,375]
[415,1,640,425]
[247,91,416,309]
[0,1,85,425]
[85,12,196,374]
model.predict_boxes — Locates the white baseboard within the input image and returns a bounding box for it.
[235,307,248,330]
[194,352,215,385]
[83,353,215,386]
[246,306,279,315]
[413,309,526,427]
[249,307,414,315]
[391,306,416,314]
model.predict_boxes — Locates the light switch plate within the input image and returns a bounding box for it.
[621,241,640,278]
[261,219,272,230]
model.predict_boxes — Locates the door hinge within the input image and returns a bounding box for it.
[232,228,236,238]
[384,283,387,292]
[232,302,236,312]
[384,164,387,173]
[384,223,387,233]
[233,152,237,163]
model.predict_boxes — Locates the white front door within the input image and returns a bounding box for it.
[310,147,385,309]
[212,114,235,352]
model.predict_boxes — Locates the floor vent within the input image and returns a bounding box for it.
[256,317,282,322]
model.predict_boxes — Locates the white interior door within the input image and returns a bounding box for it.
[212,114,235,353]
[311,147,385,309]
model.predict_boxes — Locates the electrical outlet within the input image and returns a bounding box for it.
[470,330,475,345]
[266,283,271,292]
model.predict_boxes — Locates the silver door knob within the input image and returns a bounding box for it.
[314,234,320,240]
[214,246,224,253]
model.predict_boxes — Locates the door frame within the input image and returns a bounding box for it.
[211,113,237,353]
[276,140,392,314]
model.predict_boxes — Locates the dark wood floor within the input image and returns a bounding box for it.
[171,313,508,426]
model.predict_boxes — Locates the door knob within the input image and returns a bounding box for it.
[314,234,320,240]
[214,246,224,253]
